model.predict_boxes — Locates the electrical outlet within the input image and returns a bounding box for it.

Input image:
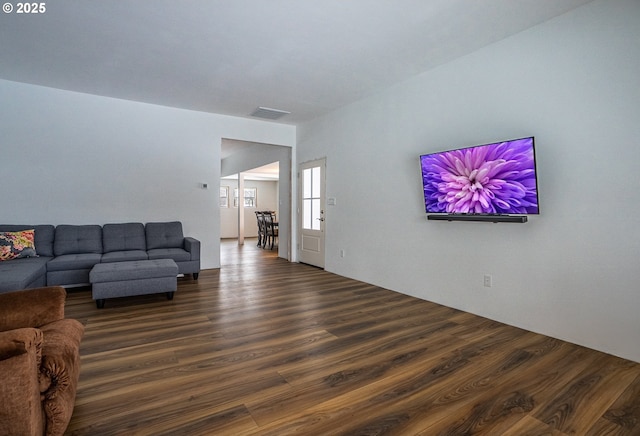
[483,274,492,287]
[340,249,346,258]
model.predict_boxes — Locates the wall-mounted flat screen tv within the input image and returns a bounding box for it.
[420,137,539,215]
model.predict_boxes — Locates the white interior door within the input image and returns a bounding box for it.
[298,158,326,268]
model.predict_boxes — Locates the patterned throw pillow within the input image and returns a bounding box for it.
[0,230,38,261]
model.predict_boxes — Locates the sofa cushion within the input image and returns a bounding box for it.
[0,257,51,293]
[103,223,146,253]
[54,225,102,256]
[0,225,55,258]
[46,270,91,288]
[145,221,184,249]
[147,248,191,263]
[0,230,37,261]
[46,253,102,272]
[101,250,148,263]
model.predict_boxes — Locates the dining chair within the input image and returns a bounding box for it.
[263,211,278,250]
[255,211,266,247]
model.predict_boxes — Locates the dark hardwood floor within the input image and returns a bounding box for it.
[64,239,640,435]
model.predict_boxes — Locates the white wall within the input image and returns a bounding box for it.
[220,179,279,238]
[0,80,295,270]
[297,0,640,362]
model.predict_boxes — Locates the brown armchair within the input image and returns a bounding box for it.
[0,286,84,436]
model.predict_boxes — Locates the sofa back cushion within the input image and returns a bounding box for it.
[54,225,103,256]
[0,225,55,257]
[0,286,66,330]
[145,222,184,249]
[102,223,146,253]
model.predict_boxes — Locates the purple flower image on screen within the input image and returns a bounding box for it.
[421,137,539,214]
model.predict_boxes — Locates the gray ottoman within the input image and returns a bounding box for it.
[90,259,178,308]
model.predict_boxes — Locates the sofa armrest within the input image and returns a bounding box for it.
[0,328,45,436]
[39,318,84,436]
[0,286,66,331]
[184,237,201,261]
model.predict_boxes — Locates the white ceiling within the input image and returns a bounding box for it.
[222,162,280,181]
[0,0,593,125]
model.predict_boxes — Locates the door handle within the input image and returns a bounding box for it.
[316,217,325,222]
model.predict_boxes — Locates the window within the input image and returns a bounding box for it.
[244,188,257,207]
[233,188,257,208]
[220,186,229,208]
[302,167,321,230]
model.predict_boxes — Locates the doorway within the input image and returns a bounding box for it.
[219,139,292,263]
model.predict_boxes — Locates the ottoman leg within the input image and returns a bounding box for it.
[166,292,175,300]
[96,299,105,309]
[193,273,199,280]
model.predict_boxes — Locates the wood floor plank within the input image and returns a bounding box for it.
[410,343,600,435]
[533,355,640,434]
[500,415,569,436]
[243,327,535,434]
[246,333,459,427]
[298,335,562,434]
[591,373,640,435]
[62,238,640,435]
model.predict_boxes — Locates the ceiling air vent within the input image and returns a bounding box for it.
[250,107,291,120]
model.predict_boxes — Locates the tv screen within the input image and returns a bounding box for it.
[420,137,539,215]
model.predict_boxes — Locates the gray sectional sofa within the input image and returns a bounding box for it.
[0,222,200,294]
